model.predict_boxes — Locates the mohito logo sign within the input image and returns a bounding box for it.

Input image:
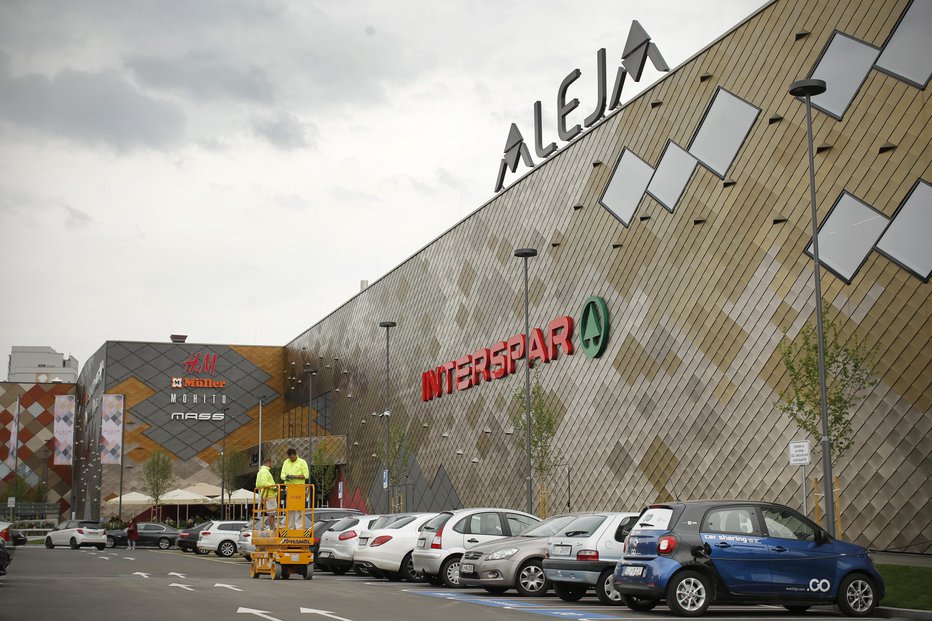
[421,316,574,402]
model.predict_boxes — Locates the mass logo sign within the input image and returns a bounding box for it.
[421,296,610,401]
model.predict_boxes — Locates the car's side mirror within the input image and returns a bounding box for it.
[814,529,829,545]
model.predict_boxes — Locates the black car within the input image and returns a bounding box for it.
[0,539,9,576]
[10,530,27,547]
[177,522,211,554]
[106,523,179,549]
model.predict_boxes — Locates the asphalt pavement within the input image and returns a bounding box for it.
[0,545,908,621]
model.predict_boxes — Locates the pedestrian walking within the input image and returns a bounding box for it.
[255,457,277,530]
[126,518,138,550]
[280,448,309,530]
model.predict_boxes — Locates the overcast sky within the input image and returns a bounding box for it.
[0,0,766,372]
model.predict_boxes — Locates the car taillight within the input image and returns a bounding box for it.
[313,537,319,545]
[179,533,189,538]
[202,531,211,537]
[430,524,444,549]
[577,549,599,561]
[0,528,10,542]
[244,533,251,539]
[339,530,357,541]
[77,529,84,535]
[370,535,392,547]
[658,534,678,555]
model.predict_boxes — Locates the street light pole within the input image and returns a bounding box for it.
[220,406,229,520]
[257,396,267,469]
[789,78,836,538]
[379,321,396,514]
[304,367,315,508]
[514,248,538,515]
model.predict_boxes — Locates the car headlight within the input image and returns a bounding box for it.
[486,548,519,561]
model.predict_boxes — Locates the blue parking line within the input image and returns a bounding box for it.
[408,590,627,619]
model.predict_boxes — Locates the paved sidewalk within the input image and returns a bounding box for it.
[873,552,932,568]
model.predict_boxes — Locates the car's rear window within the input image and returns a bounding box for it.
[559,515,607,537]
[635,507,674,530]
[422,513,452,532]
[330,518,360,531]
[78,521,100,528]
[522,515,577,538]
[385,516,416,529]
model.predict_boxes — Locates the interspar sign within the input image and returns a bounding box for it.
[421,316,574,402]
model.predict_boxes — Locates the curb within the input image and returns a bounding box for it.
[878,607,932,620]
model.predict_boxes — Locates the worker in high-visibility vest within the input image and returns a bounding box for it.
[255,457,276,530]
[280,448,309,530]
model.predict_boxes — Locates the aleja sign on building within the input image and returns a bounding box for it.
[422,296,609,401]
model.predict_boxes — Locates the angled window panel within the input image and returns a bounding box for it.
[647,140,698,213]
[805,192,889,284]
[688,87,760,178]
[875,0,932,89]
[598,148,653,227]
[876,179,932,282]
[805,32,880,120]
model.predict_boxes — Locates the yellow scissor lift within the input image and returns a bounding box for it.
[250,483,315,580]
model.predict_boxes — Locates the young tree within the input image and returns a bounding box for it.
[511,371,560,482]
[141,451,175,521]
[311,441,338,506]
[777,307,878,464]
[210,449,249,509]
[377,420,411,487]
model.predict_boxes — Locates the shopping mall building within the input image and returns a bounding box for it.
[3,0,929,552]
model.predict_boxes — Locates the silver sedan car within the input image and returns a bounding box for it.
[459,514,586,596]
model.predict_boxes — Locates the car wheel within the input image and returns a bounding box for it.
[273,563,283,580]
[45,537,54,549]
[331,565,348,576]
[484,586,508,594]
[106,536,115,549]
[623,595,658,611]
[158,537,171,550]
[400,553,418,582]
[426,574,442,585]
[250,564,260,579]
[784,605,810,613]
[217,540,237,557]
[440,555,462,588]
[96,544,105,551]
[70,538,79,550]
[355,564,370,577]
[385,571,404,582]
[597,568,624,605]
[666,570,711,617]
[837,573,877,617]
[303,564,313,580]
[554,582,587,602]
[195,547,208,555]
[515,559,547,597]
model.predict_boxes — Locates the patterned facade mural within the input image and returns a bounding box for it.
[0,382,75,515]
[286,0,930,552]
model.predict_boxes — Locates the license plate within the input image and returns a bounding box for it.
[417,540,426,548]
[623,566,643,577]
[359,538,368,546]
[554,545,571,556]
[318,551,330,558]
[290,554,299,562]
[461,564,474,574]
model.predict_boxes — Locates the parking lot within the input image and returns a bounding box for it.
[4,546,858,621]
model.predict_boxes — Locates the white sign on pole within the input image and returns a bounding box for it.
[382,470,388,490]
[337,481,344,499]
[789,440,811,466]
[7,498,14,508]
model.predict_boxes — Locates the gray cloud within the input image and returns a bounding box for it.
[62,204,93,229]
[250,113,315,150]
[0,50,185,150]
[128,52,275,103]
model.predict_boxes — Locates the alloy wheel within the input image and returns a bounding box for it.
[846,579,874,613]
[675,577,706,612]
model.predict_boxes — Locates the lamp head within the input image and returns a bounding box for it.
[514,247,538,258]
[789,79,826,97]
[379,321,397,328]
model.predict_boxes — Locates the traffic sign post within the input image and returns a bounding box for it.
[789,441,811,515]
[337,480,343,508]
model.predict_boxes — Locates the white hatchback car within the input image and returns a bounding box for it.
[412,508,540,587]
[354,513,436,581]
[316,514,384,574]
[542,512,639,605]
[45,520,107,550]
[197,520,248,557]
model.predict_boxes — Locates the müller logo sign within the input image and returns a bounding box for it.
[421,296,610,401]
[494,21,668,192]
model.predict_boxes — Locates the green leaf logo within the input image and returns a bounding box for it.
[580,296,609,358]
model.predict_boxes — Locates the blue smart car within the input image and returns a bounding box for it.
[614,501,883,617]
